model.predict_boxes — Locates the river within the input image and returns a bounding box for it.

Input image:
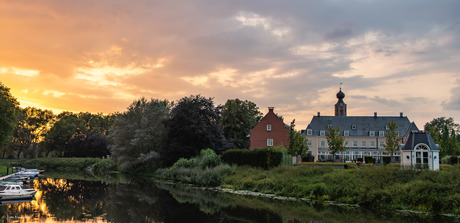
[0,172,458,222]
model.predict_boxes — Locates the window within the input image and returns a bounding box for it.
[320,130,325,136]
[379,131,385,137]
[379,141,385,148]
[307,141,312,147]
[351,125,356,130]
[361,141,366,147]
[353,141,358,147]
[267,124,271,131]
[306,129,312,135]
[267,138,273,147]
[320,141,326,147]
[370,141,375,148]
[369,131,375,137]
[344,130,349,136]
[345,141,349,147]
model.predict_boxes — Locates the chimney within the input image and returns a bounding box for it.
[268,107,274,113]
[317,112,320,117]
[400,112,403,117]
[374,112,377,117]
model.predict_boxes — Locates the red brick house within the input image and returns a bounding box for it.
[249,107,290,149]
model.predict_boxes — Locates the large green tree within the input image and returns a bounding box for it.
[162,95,232,166]
[325,126,345,162]
[221,99,262,149]
[108,98,171,170]
[288,119,309,156]
[0,82,19,156]
[11,107,54,158]
[384,120,401,163]
[424,117,459,143]
[44,114,86,157]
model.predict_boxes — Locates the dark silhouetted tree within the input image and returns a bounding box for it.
[162,95,232,166]
[0,82,19,157]
[108,98,171,170]
[221,99,262,149]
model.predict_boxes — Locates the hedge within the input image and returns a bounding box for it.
[222,148,283,169]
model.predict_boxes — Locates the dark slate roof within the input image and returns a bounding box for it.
[402,131,440,151]
[304,115,419,136]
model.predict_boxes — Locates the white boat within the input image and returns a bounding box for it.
[0,185,37,200]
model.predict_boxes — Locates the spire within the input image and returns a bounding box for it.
[335,85,347,116]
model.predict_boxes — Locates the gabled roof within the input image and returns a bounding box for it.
[305,115,419,136]
[402,131,440,151]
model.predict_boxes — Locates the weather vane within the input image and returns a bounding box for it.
[340,82,343,90]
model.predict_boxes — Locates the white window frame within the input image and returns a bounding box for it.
[370,141,375,148]
[379,131,385,137]
[306,129,312,135]
[353,141,358,147]
[267,138,273,147]
[307,140,312,147]
[345,141,349,147]
[361,141,366,147]
[379,141,385,148]
[369,131,375,137]
[320,141,326,147]
[320,130,325,136]
[351,125,357,130]
[343,130,349,136]
[267,124,271,131]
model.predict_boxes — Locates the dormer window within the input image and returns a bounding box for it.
[369,131,375,137]
[379,131,385,137]
[351,125,356,130]
[267,124,271,131]
[306,129,312,135]
[320,130,325,136]
[343,130,349,136]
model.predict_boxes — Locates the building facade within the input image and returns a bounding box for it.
[249,107,290,149]
[303,89,418,162]
[401,131,440,170]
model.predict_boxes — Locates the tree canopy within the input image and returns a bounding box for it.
[325,126,345,162]
[288,119,309,156]
[44,114,86,157]
[0,82,19,153]
[108,98,171,170]
[162,95,232,166]
[221,99,262,149]
[384,120,401,163]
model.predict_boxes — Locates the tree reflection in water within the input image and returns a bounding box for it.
[0,175,459,223]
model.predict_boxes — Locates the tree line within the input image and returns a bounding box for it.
[1,82,279,170]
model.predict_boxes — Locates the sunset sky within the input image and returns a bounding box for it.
[1,1,459,130]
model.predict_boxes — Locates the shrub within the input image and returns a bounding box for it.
[198,148,221,169]
[222,148,283,169]
[364,156,375,164]
[449,156,458,165]
[356,157,363,162]
[172,158,197,169]
[93,159,118,173]
[383,156,391,165]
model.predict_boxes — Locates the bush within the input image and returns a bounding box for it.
[92,159,118,173]
[449,156,458,165]
[198,149,221,169]
[364,156,375,164]
[356,158,363,162]
[383,156,391,165]
[172,158,197,169]
[222,148,283,169]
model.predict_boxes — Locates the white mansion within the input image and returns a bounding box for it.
[303,88,419,162]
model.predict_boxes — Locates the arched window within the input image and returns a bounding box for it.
[414,143,430,166]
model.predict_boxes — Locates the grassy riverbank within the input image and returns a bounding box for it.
[19,157,117,173]
[222,164,460,215]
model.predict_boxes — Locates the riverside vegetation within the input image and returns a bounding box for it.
[155,148,460,216]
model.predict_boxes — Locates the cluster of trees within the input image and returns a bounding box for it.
[424,117,460,157]
[1,82,280,170]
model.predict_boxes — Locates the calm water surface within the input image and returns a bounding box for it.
[0,173,458,223]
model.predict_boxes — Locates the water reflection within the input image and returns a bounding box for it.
[0,174,458,222]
